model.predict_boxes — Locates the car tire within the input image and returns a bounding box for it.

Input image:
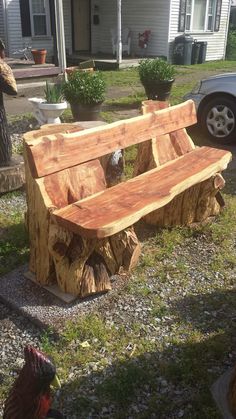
[200,96,236,144]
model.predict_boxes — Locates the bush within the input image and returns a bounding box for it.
[138,58,176,83]
[226,29,236,61]
[63,71,106,105]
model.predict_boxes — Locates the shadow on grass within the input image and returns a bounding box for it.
[52,289,236,418]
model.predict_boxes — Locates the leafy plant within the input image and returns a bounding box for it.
[44,81,63,103]
[62,71,106,105]
[138,58,176,83]
[226,29,236,61]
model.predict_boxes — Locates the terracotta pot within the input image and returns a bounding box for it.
[70,102,102,121]
[31,49,47,65]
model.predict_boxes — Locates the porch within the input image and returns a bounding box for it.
[7,54,142,84]
[67,53,144,70]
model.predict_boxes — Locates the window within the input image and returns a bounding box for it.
[178,0,222,32]
[29,0,51,36]
[20,0,51,37]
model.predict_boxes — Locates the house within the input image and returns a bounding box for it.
[0,0,231,64]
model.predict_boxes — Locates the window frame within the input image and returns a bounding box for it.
[29,0,51,37]
[186,0,216,32]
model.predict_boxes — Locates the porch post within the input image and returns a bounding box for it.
[54,0,67,74]
[117,0,122,64]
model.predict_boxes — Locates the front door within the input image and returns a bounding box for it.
[72,0,90,51]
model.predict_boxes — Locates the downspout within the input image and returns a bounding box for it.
[224,0,231,59]
[117,0,122,64]
[54,0,67,75]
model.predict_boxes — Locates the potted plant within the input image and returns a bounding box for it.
[29,81,67,125]
[62,70,106,121]
[138,58,176,101]
[31,49,47,65]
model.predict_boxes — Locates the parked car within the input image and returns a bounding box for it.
[184,73,236,144]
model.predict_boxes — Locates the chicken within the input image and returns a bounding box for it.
[3,346,63,419]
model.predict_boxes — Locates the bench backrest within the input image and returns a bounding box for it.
[142,100,195,164]
[24,100,197,179]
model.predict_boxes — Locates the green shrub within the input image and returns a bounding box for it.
[62,71,106,105]
[226,29,236,61]
[138,58,176,83]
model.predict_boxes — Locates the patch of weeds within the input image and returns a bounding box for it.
[62,314,111,346]
[151,297,169,319]
[105,92,145,108]
[124,272,149,295]
[100,111,116,123]
[103,68,140,87]
[139,251,156,268]
[61,108,74,123]
[170,82,195,105]
[96,359,152,406]
[208,196,236,243]
[40,327,57,353]
[154,226,192,259]
[124,144,138,179]
[7,112,34,125]
[0,210,29,275]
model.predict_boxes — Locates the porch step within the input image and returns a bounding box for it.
[13,66,61,80]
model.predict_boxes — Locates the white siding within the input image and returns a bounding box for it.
[0,0,6,47]
[63,0,72,55]
[168,0,231,61]
[93,0,170,57]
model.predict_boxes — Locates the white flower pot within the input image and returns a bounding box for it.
[28,98,67,126]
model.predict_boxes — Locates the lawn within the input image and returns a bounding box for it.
[1,59,236,418]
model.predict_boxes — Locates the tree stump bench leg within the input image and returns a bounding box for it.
[48,221,141,297]
[144,174,225,227]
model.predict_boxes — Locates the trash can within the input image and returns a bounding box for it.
[191,40,201,65]
[173,34,194,65]
[198,41,207,63]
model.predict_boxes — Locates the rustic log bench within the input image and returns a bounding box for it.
[23,100,232,298]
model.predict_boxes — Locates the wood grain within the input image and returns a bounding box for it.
[52,147,232,238]
[24,100,197,178]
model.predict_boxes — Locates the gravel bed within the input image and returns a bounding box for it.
[9,116,38,154]
[1,228,236,418]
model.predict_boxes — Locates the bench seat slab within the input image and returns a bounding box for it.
[52,146,231,239]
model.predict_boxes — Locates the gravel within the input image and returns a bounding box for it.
[1,217,236,417]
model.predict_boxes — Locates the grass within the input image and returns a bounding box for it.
[0,192,28,275]
[2,59,236,417]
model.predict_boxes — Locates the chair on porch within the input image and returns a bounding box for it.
[110,27,131,56]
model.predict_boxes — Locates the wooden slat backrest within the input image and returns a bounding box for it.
[24,100,197,179]
[142,100,195,165]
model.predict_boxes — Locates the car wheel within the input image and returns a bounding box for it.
[200,96,236,144]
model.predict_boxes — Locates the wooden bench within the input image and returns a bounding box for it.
[23,100,232,298]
